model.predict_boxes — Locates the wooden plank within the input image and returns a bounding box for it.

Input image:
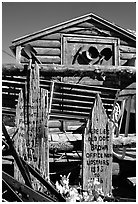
[51,108,89,117]
[48,133,53,141]
[52,104,91,113]
[49,81,55,117]
[48,120,61,128]
[61,26,89,33]
[113,134,136,147]
[50,112,87,121]
[52,103,113,115]
[2,87,21,94]
[60,27,100,36]
[63,76,104,86]
[82,94,112,196]
[34,47,61,56]
[76,21,95,28]
[65,132,77,141]
[14,89,29,184]
[39,64,136,76]
[120,39,136,47]
[2,123,32,188]
[2,80,25,88]
[58,133,69,142]
[73,133,82,140]
[124,96,131,137]
[51,133,60,141]
[65,35,118,44]
[120,53,136,60]
[2,64,136,78]
[2,107,16,116]
[61,28,110,37]
[40,33,61,40]
[15,45,22,64]
[53,88,115,99]
[53,92,115,103]
[2,76,26,82]
[24,40,61,48]
[13,62,50,190]
[119,45,136,53]
[53,98,94,107]
[2,171,53,202]
[40,89,49,181]
[54,79,119,92]
[120,59,128,66]
[50,115,85,121]
[52,97,114,108]
[21,56,61,64]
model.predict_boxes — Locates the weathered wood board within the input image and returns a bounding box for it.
[14,61,49,191]
[82,94,112,196]
[14,89,28,184]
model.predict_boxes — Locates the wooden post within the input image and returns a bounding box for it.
[122,96,131,158]
[82,94,112,196]
[48,81,55,118]
[40,88,49,181]
[14,89,29,184]
[15,45,22,63]
[124,96,131,137]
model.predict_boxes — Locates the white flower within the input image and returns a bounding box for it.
[97,196,103,202]
[55,181,63,194]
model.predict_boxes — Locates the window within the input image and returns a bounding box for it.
[62,35,120,66]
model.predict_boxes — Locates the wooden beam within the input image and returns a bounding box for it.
[39,64,136,76]
[2,63,24,76]
[48,134,136,152]
[2,171,54,202]
[2,64,136,78]
[2,123,32,188]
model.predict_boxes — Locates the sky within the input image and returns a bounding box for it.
[2,1,136,64]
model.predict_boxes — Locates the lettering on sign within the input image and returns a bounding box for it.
[15,62,49,191]
[82,94,112,196]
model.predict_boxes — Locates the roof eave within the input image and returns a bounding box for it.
[11,12,136,48]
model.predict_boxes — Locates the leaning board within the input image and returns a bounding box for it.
[82,93,112,196]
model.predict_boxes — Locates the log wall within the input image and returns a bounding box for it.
[17,19,136,67]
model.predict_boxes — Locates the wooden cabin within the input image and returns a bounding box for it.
[2,13,136,192]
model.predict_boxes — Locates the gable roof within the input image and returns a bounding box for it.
[11,12,136,47]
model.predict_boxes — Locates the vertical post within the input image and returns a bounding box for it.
[122,96,131,158]
[48,81,54,118]
[15,45,22,63]
[41,89,49,181]
[118,99,126,133]
[124,96,131,137]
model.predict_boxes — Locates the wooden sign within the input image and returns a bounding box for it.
[14,89,28,183]
[15,61,49,191]
[82,94,112,196]
[26,62,49,190]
